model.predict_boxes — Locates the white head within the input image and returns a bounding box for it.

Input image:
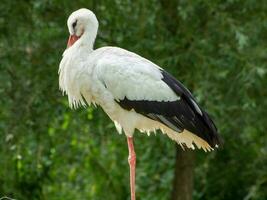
[66,8,99,48]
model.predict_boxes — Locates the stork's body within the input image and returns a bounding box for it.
[59,8,221,200]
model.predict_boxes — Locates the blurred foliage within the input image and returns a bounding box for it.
[0,0,267,199]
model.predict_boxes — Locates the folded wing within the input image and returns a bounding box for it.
[96,49,221,147]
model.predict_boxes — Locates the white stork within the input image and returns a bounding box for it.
[59,8,221,200]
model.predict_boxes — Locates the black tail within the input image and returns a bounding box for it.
[200,110,223,147]
[161,69,223,148]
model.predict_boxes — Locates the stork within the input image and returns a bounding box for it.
[59,8,221,200]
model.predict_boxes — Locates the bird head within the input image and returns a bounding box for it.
[66,8,99,48]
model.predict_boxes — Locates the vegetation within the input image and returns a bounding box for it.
[1,0,266,199]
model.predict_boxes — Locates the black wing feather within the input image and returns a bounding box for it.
[116,70,221,147]
[161,70,221,146]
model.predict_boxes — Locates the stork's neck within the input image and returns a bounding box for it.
[78,28,97,51]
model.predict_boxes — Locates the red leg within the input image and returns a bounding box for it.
[127,137,136,200]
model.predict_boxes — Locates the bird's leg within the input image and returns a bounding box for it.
[127,137,136,200]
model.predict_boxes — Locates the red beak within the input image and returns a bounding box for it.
[67,35,80,48]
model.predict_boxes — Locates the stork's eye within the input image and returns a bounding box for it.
[72,20,77,29]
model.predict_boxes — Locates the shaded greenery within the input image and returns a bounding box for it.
[0,0,267,199]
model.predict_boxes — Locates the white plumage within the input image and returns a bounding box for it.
[59,8,220,152]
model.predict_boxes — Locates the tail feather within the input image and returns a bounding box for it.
[159,124,214,152]
[201,110,223,147]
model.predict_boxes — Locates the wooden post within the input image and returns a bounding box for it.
[171,147,195,200]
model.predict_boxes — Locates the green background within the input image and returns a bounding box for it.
[0,0,266,199]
